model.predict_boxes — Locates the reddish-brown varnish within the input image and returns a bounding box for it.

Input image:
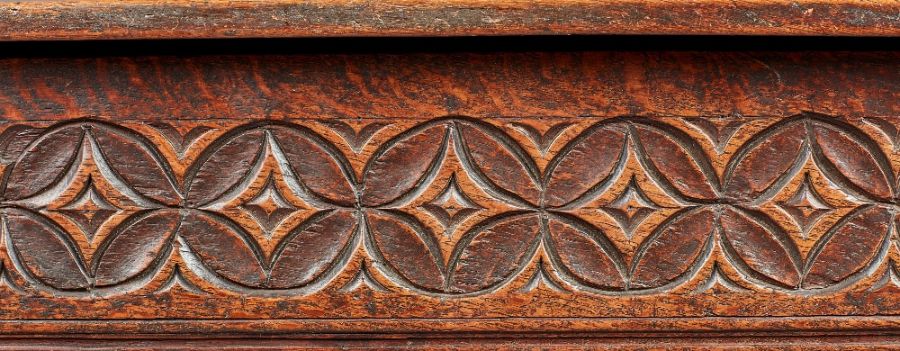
[0,3,898,349]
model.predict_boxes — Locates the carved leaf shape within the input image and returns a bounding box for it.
[811,123,893,201]
[92,209,180,287]
[271,127,356,206]
[631,123,719,201]
[4,209,89,290]
[725,121,806,201]
[268,210,357,288]
[457,122,541,207]
[90,126,180,205]
[4,126,82,200]
[448,213,541,293]
[361,124,448,207]
[177,211,267,287]
[544,125,626,207]
[0,125,43,164]
[367,210,445,291]
[184,130,265,207]
[630,207,714,289]
[803,205,891,289]
[547,214,626,289]
[720,206,801,289]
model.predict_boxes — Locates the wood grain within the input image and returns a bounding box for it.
[0,51,896,121]
[0,0,898,41]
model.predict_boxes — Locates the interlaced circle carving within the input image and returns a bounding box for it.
[0,113,897,297]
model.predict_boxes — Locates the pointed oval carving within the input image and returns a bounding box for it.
[630,207,714,289]
[367,210,445,291]
[268,210,357,289]
[90,125,180,205]
[720,206,802,289]
[92,209,180,287]
[546,214,626,290]
[361,124,448,207]
[544,125,626,207]
[448,213,541,293]
[4,126,82,201]
[177,210,267,287]
[184,129,266,207]
[811,122,893,201]
[725,121,806,201]
[270,127,356,206]
[631,123,719,201]
[4,209,89,290]
[803,205,891,289]
[457,122,541,207]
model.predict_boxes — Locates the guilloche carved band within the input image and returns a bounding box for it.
[0,113,898,297]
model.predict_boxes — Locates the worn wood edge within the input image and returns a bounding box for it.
[0,0,898,41]
[1,317,899,349]
[0,317,898,336]
[2,336,900,350]
[1,337,900,351]
[0,319,898,350]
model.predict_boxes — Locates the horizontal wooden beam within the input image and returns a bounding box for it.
[0,0,898,41]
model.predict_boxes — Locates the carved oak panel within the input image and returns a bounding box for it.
[0,49,897,348]
[1,115,899,298]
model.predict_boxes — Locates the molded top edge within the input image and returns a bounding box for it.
[0,0,897,41]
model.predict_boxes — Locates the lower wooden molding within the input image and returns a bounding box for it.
[3,317,900,349]
[0,43,896,349]
[3,336,900,350]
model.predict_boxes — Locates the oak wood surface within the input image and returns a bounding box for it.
[0,39,897,349]
[0,50,896,120]
[0,0,898,41]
